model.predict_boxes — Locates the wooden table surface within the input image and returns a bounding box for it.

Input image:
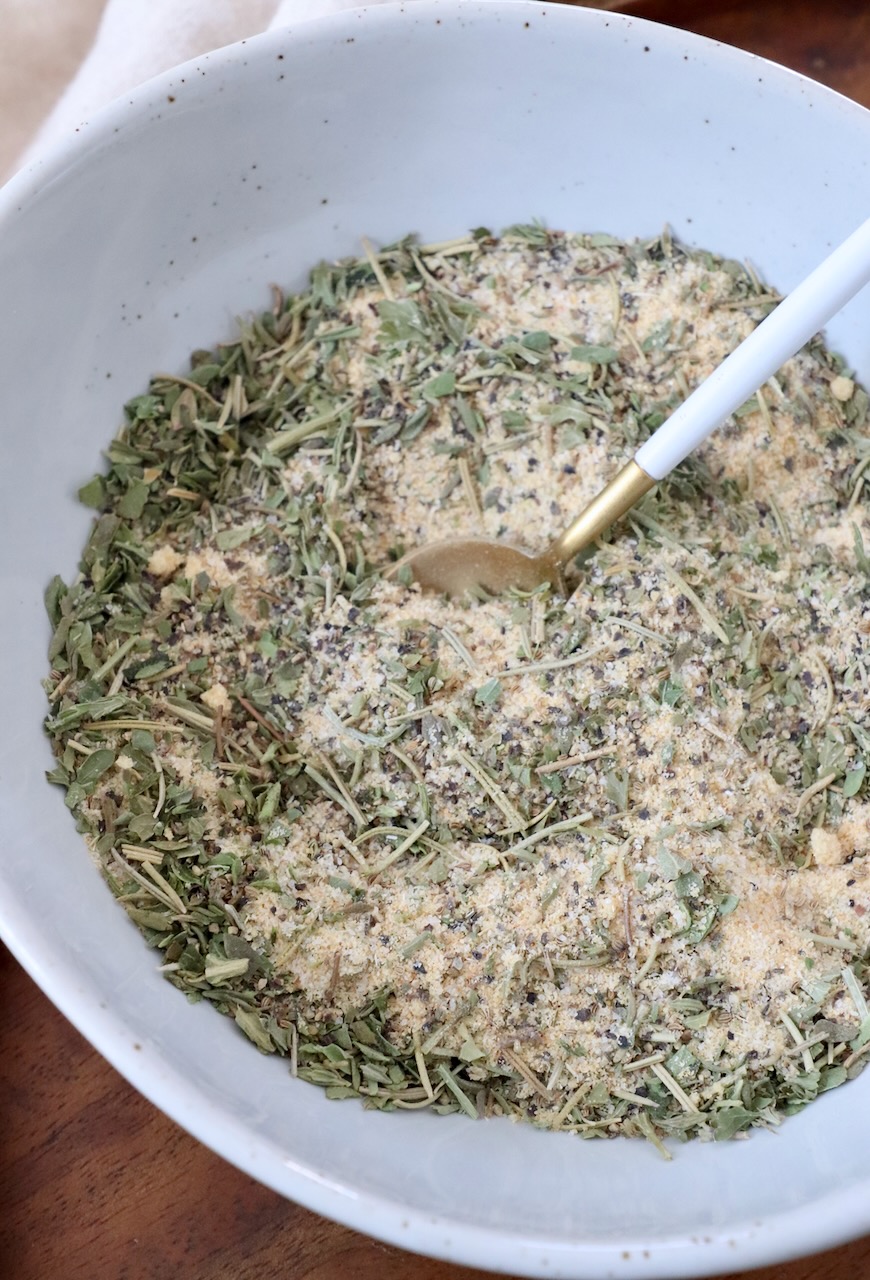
[4,4,870,1279]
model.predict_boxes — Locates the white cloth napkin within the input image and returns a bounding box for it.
[15,0,400,173]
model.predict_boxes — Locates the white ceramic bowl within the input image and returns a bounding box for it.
[2,4,870,1276]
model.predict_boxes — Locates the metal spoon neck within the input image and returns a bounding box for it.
[546,458,657,567]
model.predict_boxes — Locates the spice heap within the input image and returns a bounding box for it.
[45,227,870,1147]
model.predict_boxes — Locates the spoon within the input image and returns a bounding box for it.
[390,216,870,597]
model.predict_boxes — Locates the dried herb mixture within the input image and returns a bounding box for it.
[44,226,870,1148]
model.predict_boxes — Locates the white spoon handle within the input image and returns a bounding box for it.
[634,216,870,481]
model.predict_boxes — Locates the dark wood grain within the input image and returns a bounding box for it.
[5,4,870,1278]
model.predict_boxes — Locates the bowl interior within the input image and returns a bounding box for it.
[2,4,870,1277]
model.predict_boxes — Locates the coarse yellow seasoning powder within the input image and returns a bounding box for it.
[44,226,870,1147]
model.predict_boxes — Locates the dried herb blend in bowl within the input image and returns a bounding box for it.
[44,227,870,1147]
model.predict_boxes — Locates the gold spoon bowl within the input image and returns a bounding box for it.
[388,460,656,597]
